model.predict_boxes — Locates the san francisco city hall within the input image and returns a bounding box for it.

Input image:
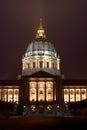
[0,19,87,114]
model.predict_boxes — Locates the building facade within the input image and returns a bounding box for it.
[0,19,87,114]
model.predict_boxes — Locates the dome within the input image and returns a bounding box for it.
[25,39,58,58]
[22,19,60,76]
[25,18,58,58]
[26,40,56,53]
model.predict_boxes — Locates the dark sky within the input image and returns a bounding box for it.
[0,0,87,80]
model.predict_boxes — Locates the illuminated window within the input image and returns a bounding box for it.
[14,89,19,102]
[2,89,7,102]
[70,89,75,102]
[76,89,80,102]
[38,82,45,101]
[30,82,36,102]
[8,89,13,102]
[81,89,86,100]
[46,82,53,101]
[64,89,69,102]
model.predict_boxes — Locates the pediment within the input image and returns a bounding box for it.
[24,70,58,78]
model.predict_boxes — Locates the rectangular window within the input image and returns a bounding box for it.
[2,89,7,102]
[46,82,53,101]
[8,89,13,102]
[64,89,69,102]
[70,89,75,102]
[81,89,86,100]
[14,89,19,102]
[33,62,35,68]
[38,82,45,101]
[40,61,43,68]
[47,62,49,68]
[28,63,30,68]
[29,82,36,102]
[52,62,54,68]
[75,89,81,102]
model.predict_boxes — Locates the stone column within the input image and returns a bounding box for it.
[7,89,9,102]
[45,81,46,101]
[36,81,38,101]
[1,89,2,101]
[53,81,56,101]
[12,89,14,102]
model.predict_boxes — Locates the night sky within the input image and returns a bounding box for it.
[0,0,87,80]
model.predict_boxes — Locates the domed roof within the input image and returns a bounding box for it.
[25,19,57,57]
[26,40,56,53]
